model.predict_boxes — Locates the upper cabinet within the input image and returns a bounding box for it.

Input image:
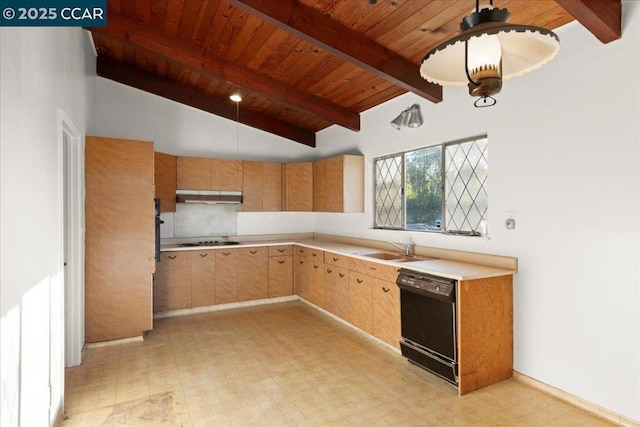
[314,155,364,213]
[243,161,283,212]
[176,156,242,191]
[154,152,177,212]
[285,162,313,212]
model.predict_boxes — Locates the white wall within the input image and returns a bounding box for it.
[315,4,640,422]
[0,28,95,426]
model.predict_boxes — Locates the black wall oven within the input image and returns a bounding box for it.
[396,269,458,385]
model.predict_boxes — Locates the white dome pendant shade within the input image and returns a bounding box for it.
[420,3,560,106]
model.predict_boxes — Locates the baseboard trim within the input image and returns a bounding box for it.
[154,295,299,319]
[513,372,639,427]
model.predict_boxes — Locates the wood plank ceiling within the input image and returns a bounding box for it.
[88,0,621,147]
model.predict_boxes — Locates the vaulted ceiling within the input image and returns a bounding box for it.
[88,0,621,147]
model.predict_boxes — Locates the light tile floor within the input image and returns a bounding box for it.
[63,301,613,426]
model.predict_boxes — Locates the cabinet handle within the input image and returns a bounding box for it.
[357,278,363,283]
[326,269,333,273]
[278,248,285,253]
[299,260,304,265]
[299,249,305,254]
[278,260,285,264]
[339,273,345,278]
[332,257,339,262]
[250,250,257,254]
[222,252,231,256]
[382,287,390,293]
[312,253,318,257]
[369,267,377,271]
[199,253,208,258]
[168,255,177,260]
[313,265,319,269]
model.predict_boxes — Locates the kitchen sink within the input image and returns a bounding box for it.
[359,252,417,262]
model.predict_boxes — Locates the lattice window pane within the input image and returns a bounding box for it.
[445,138,488,232]
[374,155,403,228]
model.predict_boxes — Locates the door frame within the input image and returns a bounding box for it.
[58,108,84,368]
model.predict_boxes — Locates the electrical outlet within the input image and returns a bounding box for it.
[505,218,516,230]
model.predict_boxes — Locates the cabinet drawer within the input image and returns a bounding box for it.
[349,258,398,283]
[238,247,268,257]
[295,245,322,260]
[269,245,292,257]
[324,251,350,268]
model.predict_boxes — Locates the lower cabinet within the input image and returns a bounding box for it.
[294,247,323,305]
[269,245,293,297]
[191,250,216,308]
[348,272,375,334]
[215,249,239,304]
[324,265,349,320]
[237,247,269,301]
[154,251,192,312]
[372,279,401,349]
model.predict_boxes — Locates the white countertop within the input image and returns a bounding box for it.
[161,237,514,281]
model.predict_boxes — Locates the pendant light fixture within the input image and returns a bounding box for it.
[420,0,560,107]
[390,104,423,130]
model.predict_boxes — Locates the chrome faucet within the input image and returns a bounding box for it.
[386,241,413,256]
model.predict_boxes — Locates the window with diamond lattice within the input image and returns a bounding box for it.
[374,136,488,235]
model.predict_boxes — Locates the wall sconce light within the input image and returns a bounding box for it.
[390,104,423,130]
[419,1,560,107]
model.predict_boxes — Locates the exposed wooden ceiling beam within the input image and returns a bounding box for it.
[226,0,443,104]
[555,0,621,43]
[88,12,360,131]
[96,56,316,147]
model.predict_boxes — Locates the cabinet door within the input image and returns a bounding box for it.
[191,251,216,308]
[285,162,313,211]
[85,136,155,342]
[263,162,282,211]
[372,279,401,349]
[307,259,324,307]
[349,272,374,334]
[324,266,349,320]
[176,156,210,190]
[313,159,327,212]
[325,156,343,212]
[211,159,242,191]
[154,152,177,212]
[215,250,239,304]
[269,256,293,297]
[242,161,263,212]
[154,252,192,312]
[294,253,309,299]
[237,247,269,301]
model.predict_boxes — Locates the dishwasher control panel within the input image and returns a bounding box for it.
[396,269,456,301]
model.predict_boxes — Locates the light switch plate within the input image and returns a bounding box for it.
[505,218,516,230]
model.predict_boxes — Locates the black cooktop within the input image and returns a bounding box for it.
[179,241,241,247]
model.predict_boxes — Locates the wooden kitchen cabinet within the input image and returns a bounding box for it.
[293,246,323,305]
[324,265,350,321]
[176,156,210,190]
[284,162,313,211]
[237,247,269,301]
[313,155,364,213]
[177,156,242,191]
[191,250,216,308]
[243,161,282,212]
[215,249,239,304]
[349,272,375,334]
[372,279,401,349]
[269,245,293,297]
[85,136,155,342]
[154,252,192,312]
[154,151,177,212]
[211,158,242,191]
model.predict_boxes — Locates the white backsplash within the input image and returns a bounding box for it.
[167,203,239,238]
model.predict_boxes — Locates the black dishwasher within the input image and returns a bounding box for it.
[396,269,458,385]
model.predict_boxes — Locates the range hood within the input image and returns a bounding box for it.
[176,190,243,204]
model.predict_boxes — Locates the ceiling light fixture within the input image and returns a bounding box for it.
[419,0,560,108]
[390,104,423,130]
[229,91,242,103]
